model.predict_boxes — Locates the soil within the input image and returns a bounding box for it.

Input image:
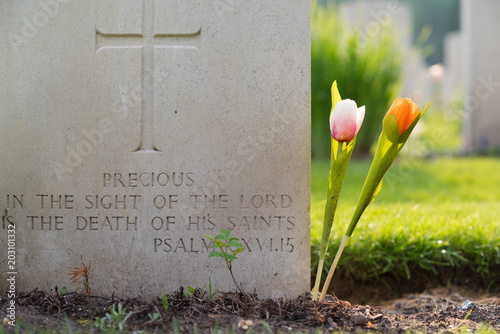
[1,285,499,333]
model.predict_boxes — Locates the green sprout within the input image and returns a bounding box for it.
[94,303,135,332]
[205,230,250,299]
[183,277,220,299]
[162,293,169,314]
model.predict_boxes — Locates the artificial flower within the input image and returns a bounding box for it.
[330,99,365,143]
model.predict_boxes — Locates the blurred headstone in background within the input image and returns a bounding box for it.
[442,32,463,105]
[462,0,500,153]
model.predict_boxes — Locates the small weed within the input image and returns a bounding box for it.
[162,293,169,314]
[206,277,221,299]
[94,303,135,332]
[183,285,203,297]
[76,318,93,326]
[171,318,181,334]
[184,277,220,299]
[63,315,74,334]
[148,312,161,323]
[205,230,251,299]
[67,256,93,297]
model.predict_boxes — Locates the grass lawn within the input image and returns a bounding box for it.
[311,110,500,291]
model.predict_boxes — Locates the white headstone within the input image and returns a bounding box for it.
[340,1,412,48]
[462,0,500,152]
[0,0,310,298]
[442,32,463,104]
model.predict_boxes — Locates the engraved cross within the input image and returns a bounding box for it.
[95,0,201,152]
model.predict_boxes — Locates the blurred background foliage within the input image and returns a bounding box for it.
[311,0,460,157]
[311,1,403,157]
[318,0,460,65]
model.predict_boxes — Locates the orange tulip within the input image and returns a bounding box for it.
[385,97,420,136]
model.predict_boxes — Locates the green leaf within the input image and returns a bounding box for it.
[330,81,341,161]
[382,112,399,144]
[162,294,169,313]
[220,229,231,239]
[213,239,226,248]
[330,80,342,116]
[232,248,243,257]
[346,126,399,237]
[221,253,236,261]
[228,240,243,248]
[319,134,356,259]
[369,177,383,205]
[209,251,223,258]
[332,138,340,160]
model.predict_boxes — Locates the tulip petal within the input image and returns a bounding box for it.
[386,97,421,136]
[330,99,357,142]
[398,101,430,151]
[355,106,365,135]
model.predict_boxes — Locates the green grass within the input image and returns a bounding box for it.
[311,109,500,288]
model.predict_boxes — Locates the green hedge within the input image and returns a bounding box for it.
[312,1,403,157]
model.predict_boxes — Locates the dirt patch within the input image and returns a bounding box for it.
[1,286,499,333]
[326,267,500,306]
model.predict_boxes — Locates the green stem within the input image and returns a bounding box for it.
[312,259,324,300]
[319,235,349,301]
[315,139,356,300]
[222,245,251,300]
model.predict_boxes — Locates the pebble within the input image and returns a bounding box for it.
[351,313,368,326]
[460,300,476,311]
[237,319,254,330]
[327,317,338,328]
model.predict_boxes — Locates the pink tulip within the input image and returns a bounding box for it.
[330,99,365,143]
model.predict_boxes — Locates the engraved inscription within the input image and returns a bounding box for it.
[153,237,295,253]
[2,173,298,254]
[103,172,194,187]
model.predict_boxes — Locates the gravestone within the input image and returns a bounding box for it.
[442,32,463,104]
[0,0,310,298]
[462,0,500,152]
[340,1,412,48]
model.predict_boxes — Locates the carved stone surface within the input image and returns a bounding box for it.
[0,0,310,298]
